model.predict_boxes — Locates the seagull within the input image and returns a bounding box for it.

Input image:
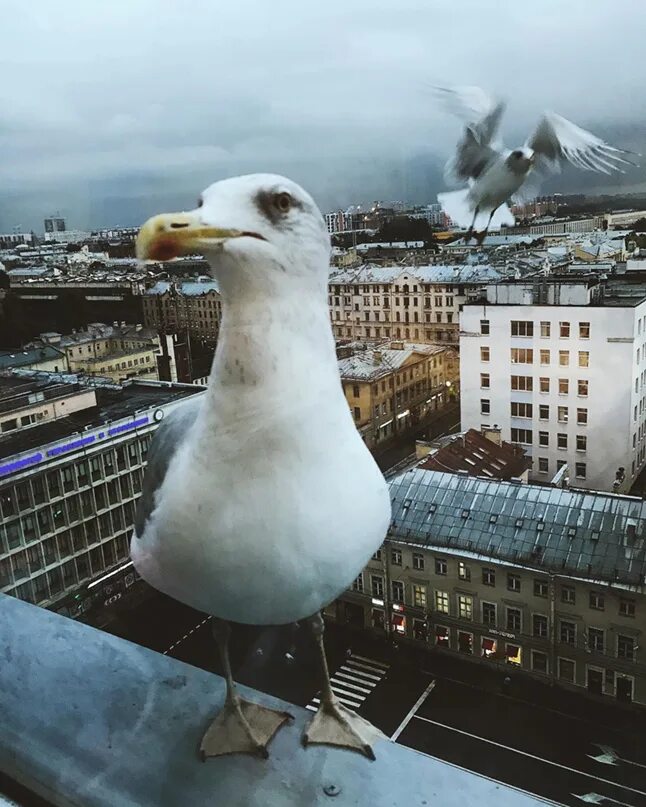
[131,174,391,760]
[435,85,637,244]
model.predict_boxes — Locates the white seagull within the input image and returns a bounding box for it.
[131,174,391,760]
[436,85,637,243]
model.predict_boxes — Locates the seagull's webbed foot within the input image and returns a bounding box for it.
[200,694,293,760]
[303,696,376,760]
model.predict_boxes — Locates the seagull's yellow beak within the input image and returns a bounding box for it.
[136,212,247,262]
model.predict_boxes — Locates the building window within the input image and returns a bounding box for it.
[540,349,550,365]
[588,627,604,653]
[412,552,424,571]
[538,457,549,473]
[435,625,450,646]
[457,595,473,620]
[391,548,402,566]
[617,635,635,661]
[560,322,570,338]
[532,651,548,674]
[507,573,521,592]
[435,558,447,575]
[558,658,575,682]
[506,607,521,632]
[579,322,590,339]
[482,602,496,626]
[511,320,534,337]
[458,562,470,581]
[482,568,496,586]
[351,574,364,592]
[413,584,427,608]
[371,575,383,598]
[533,614,548,638]
[558,378,569,395]
[534,579,548,597]
[511,348,533,364]
[480,319,490,334]
[577,408,588,425]
[537,433,549,451]
[511,402,532,418]
[511,375,533,391]
[560,620,576,645]
[561,585,575,604]
[435,590,449,613]
[481,399,491,415]
[481,373,490,389]
[352,384,360,397]
[480,346,490,362]
[353,407,361,420]
[557,406,569,423]
[619,598,636,617]
[589,591,604,611]
[578,379,588,397]
[540,321,551,337]
[578,351,589,368]
[511,428,532,445]
[539,404,549,420]
[575,462,586,479]
[557,433,568,450]
[559,350,569,366]
[540,377,550,393]
[392,580,404,603]
[372,549,382,561]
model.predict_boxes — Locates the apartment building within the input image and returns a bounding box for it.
[0,371,204,619]
[333,468,646,705]
[329,264,501,346]
[338,342,458,448]
[142,279,222,341]
[460,279,646,492]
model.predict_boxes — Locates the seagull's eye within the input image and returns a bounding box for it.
[273,192,292,214]
[197,196,204,208]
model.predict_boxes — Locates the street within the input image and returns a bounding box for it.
[104,589,646,807]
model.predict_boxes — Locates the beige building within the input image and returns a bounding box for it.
[142,280,222,341]
[339,342,459,448]
[333,468,646,706]
[329,265,501,346]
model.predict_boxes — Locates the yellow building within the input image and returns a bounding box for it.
[339,342,459,448]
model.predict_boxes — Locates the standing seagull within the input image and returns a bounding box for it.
[436,86,637,244]
[131,174,391,760]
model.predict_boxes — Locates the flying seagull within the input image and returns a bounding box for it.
[436,85,637,244]
[131,174,391,760]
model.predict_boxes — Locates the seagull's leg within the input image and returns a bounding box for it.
[302,612,380,760]
[476,207,498,246]
[200,618,293,760]
[465,206,479,243]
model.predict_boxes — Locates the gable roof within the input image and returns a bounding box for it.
[419,429,530,480]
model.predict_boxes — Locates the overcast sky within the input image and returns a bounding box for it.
[2,0,646,232]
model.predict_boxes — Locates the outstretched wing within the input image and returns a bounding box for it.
[527,112,638,175]
[434,85,506,185]
[134,395,203,538]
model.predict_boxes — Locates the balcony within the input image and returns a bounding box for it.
[0,594,551,806]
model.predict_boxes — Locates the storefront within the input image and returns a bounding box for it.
[435,625,450,647]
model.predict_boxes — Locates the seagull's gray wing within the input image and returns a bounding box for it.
[134,395,203,537]
[434,86,506,185]
[527,112,638,175]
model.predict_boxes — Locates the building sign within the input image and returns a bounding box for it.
[489,628,516,640]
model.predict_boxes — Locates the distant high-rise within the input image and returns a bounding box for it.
[44,215,66,234]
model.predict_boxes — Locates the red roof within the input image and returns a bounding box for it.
[419,429,531,480]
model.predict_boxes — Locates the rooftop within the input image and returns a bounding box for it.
[0,345,65,371]
[389,468,646,587]
[329,264,502,285]
[338,344,446,381]
[0,594,552,807]
[145,279,220,296]
[418,429,531,480]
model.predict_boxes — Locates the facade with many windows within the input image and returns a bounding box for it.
[142,280,222,341]
[0,372,204,618]
[333,468,646,706]
[460,280,646,491]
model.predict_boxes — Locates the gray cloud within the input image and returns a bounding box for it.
[2,0,646,231]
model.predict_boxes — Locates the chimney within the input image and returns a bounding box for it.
[482,425,502,446]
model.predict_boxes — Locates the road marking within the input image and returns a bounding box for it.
[573,794,636,806]
[162,615,212,655]
[331,684,367,701]
[339,664,381,681]
[345,659,388,674]
[333,672,373,692]
[312,695,360,709]
[404,743,565,806]
[305,704,317,712]
[306,653,388,714]
[349,653,390,669]
[390,679,436,742]
[413,716,646,798]
[330,676,371,694]
[590,744,646,770]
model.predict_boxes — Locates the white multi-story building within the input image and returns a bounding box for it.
[460,279,646,492]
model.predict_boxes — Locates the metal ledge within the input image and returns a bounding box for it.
[0,595,551,806]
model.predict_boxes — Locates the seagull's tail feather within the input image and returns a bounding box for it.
[438,189,514,230]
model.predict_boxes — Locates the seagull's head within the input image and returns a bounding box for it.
[507,147,535,174]
[136,174,330,298]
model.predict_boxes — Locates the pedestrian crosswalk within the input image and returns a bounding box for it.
[305,653,389,713]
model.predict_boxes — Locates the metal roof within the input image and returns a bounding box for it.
[329,264,502,285]
[389,468,646,586]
